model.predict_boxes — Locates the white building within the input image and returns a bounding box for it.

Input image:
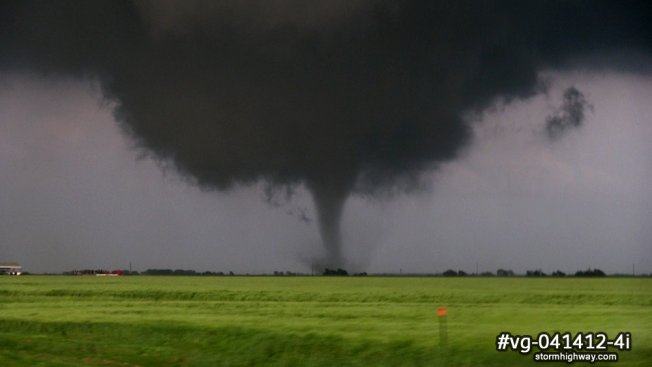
[0,262,22,275]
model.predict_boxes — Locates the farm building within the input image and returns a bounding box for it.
[0,262,22,275]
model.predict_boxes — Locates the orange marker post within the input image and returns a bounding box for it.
[438,307,448,347]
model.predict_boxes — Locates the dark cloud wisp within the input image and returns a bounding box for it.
[546,86,592,140]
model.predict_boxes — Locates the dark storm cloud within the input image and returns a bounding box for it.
[1,0,651,266]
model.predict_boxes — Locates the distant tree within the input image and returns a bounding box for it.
[480,271,495,276]
[145,269,204,275]
[593,269,606,276]
[323,268,348,276]
[497,269,514,277]
[575,268,606,277]
[526,269,546,277]
[551,270,566,277]
[144,269,173,275]
[458,270,468,276]
[442,269,458,277]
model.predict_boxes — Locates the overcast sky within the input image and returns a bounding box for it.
[1,69,650,274]
[1,1,651,274]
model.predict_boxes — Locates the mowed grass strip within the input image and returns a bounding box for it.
[0,276,650,366]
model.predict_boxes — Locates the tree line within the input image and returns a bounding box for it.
[57,267,641,277]
[440,268,607,277]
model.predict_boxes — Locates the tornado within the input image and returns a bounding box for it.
[306,176,353,268]
[2,0,651,268]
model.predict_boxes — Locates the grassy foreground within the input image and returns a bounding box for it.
[0,276,650,366]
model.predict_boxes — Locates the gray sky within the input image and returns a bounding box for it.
[1,70,650,274]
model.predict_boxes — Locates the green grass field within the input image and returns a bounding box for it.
[0,276,650,366]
